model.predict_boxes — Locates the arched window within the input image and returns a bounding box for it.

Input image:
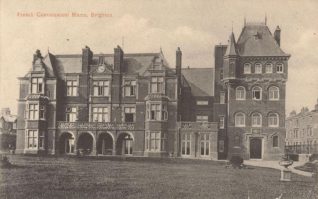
[269,86,280,100]
[252,113,262,127]
[255,63,262,74]
[265,63,273,73]
[276,63,284,73]
[235,112,245,127]
[273,136,279,147]
[252,86,262,100]
[244,63,251,74]
[236,86,246,100]
[268,113,279,127]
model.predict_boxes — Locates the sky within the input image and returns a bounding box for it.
[0,0,318,115]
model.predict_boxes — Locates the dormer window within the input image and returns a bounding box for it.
[244,63,251,74]
[255,63,262,74]
[276,63,284,73]
[31,77,43,94]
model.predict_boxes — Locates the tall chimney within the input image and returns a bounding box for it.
[114,45,124,73]
[176,47,182,81]
[82,46,93,73]
[274,26,281,46]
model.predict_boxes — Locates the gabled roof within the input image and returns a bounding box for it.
[237,23,289,57]
[35,50,174,78]
[181,68,214,96]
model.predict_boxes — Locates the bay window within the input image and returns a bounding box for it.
[27,130,44,149]
[28,104,39,120]
[31,77,43,94]
[147,103,168,121]
[150,77,164,93]
[145,131,166,152]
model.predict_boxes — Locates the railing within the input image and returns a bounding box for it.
[285,144,318,154]
[178,121,218,131]
[57,121,135,131]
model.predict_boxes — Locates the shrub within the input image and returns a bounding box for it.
[309,154,318,162]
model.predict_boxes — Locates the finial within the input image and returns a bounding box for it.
[265,13,267,25]
[231,21,233,32]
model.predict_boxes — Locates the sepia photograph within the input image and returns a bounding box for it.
[0,0,317,198]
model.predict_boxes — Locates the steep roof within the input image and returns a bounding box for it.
[44,52,172,78]
[237,23,289,57]
[224,32,237,56]
[181,68,214,96]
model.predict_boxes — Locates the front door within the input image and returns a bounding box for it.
[250,138,262,159]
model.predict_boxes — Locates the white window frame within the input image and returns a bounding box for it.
[123,80,136,97]
[66,80,78,96]
[254,63,262,74]
[196,100,209,105]
[252,86,262,100]
[236,86,246,100]
[252,113,262,127]
[268,113,279,127]
[28,104,39,120]
[235,112,245,127]
[66,107,77,122]
[200,133,210,156]
[269,86,280,101]
[26,130,39,149]
[93,80,109,96]
[147,103,168,121]
[150,77,164,93]
[124,107,136,123]
[276,63,284,73]
[219,116,225,129]
[265,63,273,73]
[92,107,109,122]
[145,131,165,152]
[244,63,251,74]
[196,115,208,122]
[181,133,191,156]
[31,77,44,94]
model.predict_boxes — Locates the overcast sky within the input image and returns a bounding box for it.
[1,0,317,115]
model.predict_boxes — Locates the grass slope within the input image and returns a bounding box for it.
[0,155,317,199]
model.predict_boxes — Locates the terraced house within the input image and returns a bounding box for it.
[16,21,290,160]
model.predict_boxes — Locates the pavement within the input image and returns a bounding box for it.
[244,160,313,177]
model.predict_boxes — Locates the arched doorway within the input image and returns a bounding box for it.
[116,133,133,155]
[77,132,94,155]
[97,133,113,155]
[59,132,75,154]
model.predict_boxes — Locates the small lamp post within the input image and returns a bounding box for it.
[279,154,293,181]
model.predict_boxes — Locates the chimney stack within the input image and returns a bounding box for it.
[114,45,124,73]
[274,26,281,46]
[82,46,93,73]
[176,47,182,80]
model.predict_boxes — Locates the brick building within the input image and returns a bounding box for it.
[16,22,289,160]
[285,100,318,154]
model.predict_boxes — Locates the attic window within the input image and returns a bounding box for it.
[153,57,162,70]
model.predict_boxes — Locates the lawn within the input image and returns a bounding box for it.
[0,155,317,199]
